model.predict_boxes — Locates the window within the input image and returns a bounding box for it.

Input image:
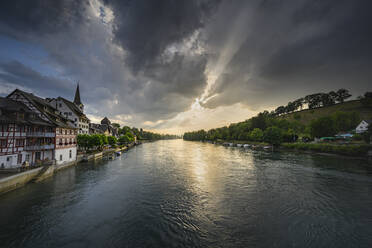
[25,154,30,162]
[60,154,63,161]
[69,150,72,158]
[0,139,7,147]
[35,152,41,160]
[59,103,62,108]
[16,139,25,146]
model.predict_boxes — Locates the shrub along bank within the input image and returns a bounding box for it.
[281,143,371,156]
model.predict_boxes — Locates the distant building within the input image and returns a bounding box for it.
[89,117,119,137]
[0,97,54,168]
[7,89,78,166]
[47,84,90,134]
[89,123,104,135]
[356,120,371,134]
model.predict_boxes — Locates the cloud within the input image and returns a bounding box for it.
[103,0,220,71]
[0,0,371,133]
[201,0,372,110]
[0,0,89,37]
[0,60,73,97]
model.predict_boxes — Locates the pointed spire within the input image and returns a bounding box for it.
[73,82,82,105]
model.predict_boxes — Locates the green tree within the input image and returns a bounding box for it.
[249,128,263,142]
[77,134,89,150]
[107,136,117,146]
[119,135,131,144]
[331,111,360,132]
[263,126,283,146]
[90,134,103,149]
[310,116,336,138]
[335,88,351,103]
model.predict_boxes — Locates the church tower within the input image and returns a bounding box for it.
[74,83,84,112]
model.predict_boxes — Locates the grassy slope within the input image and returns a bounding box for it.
[279,100,372,125]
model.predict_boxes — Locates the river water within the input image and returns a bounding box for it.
[1,140,372,247]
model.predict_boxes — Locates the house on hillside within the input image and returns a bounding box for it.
[47,84,90,134]
[7,89,78,166]
[355,120,371,133]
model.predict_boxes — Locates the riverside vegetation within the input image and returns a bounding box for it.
[77,126,179,152]
[183,90,372,156]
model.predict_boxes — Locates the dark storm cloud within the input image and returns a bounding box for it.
[0,0,220,125]
[144,53,208,97]
[103,0,220,71]
[203,0,372,109]
[0,60,73,96]
[0,0,89,37]
[1,0,371,130]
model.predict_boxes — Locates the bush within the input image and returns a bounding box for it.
[281,143,371,156]
[353,134,362,141]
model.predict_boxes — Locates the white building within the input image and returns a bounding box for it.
[47,84,90,134]
[356,120,370,134]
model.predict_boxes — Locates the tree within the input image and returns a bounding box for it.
[335,88,351,103]
[126,132,134,141]
[249,128,263,142]
[361,92,372,107]
[107,136,117,146]
[309,116,336,138]
[251,113,267,130]
[331,111,360,133]
[119,135,130,144]
[90,134,103,150]
[77,134,89,150]
[274,106,286,116]
[320,93,335,106]
[362,127,371,144]
[263,126,283,146]
[112,123,120,129]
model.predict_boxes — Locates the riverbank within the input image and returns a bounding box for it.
[280,142,372,157]
[0,143,138,195]
[192,139,372,158]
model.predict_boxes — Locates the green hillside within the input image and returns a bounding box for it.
[279,100,372,125]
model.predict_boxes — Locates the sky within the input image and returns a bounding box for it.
[0,0,371,134]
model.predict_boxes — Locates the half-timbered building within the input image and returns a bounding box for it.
[0,97,55,168]
[7,89,78,166]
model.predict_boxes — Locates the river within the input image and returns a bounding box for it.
[1,140,372,247]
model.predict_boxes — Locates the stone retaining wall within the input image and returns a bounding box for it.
[0,167,43,195]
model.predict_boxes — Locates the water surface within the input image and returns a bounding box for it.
[1,140,372,247]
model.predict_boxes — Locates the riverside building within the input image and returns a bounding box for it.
[7,89,78,166]
[0,97,55,168]
[47,84,90,134]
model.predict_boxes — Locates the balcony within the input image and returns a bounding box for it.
[26,132,55,137]
[25,144,55,150]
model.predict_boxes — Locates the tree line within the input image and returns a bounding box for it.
[183,90,372,145]
[77,125,179,150]
[272,88,351,116]
[183,111,361,145]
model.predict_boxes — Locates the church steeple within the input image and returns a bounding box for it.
[73,83,84,111]
[74,83,82,105]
